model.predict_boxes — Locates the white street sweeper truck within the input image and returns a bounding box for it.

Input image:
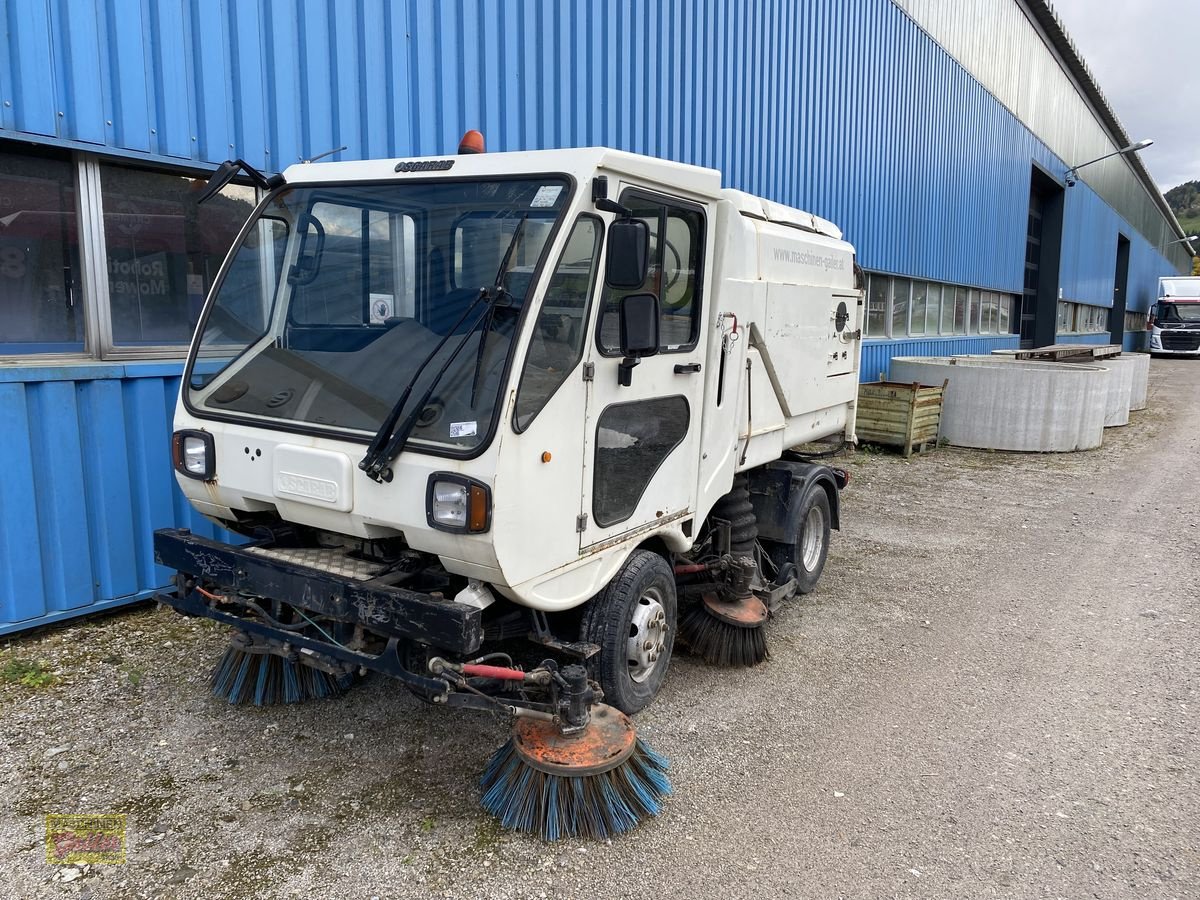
[155,134,862,839]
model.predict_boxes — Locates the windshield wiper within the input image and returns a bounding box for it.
[470,215,527,408]
[361,214,531,482]
[358,291,492,482]
[360,289,514,482]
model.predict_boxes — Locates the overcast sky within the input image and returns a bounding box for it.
[1049,0,1197,192]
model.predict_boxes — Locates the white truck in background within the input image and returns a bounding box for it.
[1149,276,1200,356]
[154,142,862,727]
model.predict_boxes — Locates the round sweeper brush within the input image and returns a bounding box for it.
[480,704,671,841]
[210,643,353,706]
[679,592,769,667]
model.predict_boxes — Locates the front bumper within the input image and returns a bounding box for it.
[1151,330,1200,354]
[153,528,484,657]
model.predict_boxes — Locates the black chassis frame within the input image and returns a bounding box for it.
[153,527,484,698]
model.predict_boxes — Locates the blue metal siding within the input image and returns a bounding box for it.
[0,366,237,635]
[861,335,1021,382]
[0,0,1180,292]
[0,0,1181,294]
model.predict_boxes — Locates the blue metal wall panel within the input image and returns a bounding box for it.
[189,0,231,162]
[1057,332,1112,346]
[861,334,1021,382]
[0,0,57,136]
[0,367,238,634]
[49,0,106,144]
[102,0,151,152]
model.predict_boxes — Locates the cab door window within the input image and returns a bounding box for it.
[597,193,704,354]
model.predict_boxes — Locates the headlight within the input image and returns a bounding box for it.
[171,430,215,480]
[426,474,491,533]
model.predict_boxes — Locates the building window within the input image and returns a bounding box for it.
[0,147,83,354]
[924,283,941,335]
[1056,301,1109,334]
[866,274,888,337]
[910,281,927,336]
[862,271,1018,339]
[940,283,955,334]
[891,277,910,337]
[98,165,256,348]
[1124,310,1146,332]
[953,286,968,334]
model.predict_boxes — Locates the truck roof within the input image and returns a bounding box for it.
[1159,276,1200,300]
[281,147,842,241]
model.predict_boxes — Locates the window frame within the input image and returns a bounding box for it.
[92,156,261,360]
[0,144,95,361]
[594,187,708,357]
[0,146,262,364]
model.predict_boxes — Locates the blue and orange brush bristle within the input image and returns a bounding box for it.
[479,704,671,841]
[209,643,352,705]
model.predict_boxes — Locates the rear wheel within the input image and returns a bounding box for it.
[581,550,677,715]
[767,485,831,595]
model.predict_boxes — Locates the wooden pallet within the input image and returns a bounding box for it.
[993,343,1122,361]
[856,379,948,458]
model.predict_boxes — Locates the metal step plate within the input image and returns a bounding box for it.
[244,546,384,581]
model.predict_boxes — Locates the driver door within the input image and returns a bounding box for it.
[579,187,710,551]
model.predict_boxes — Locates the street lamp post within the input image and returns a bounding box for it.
[1064,139,1154,187]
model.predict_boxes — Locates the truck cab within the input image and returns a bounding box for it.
[1149,277,1200,355]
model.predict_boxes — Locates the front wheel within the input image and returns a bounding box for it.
[580,550,677,715]
[767,485,831,595]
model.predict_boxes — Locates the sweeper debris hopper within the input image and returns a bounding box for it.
[155,138,861,839]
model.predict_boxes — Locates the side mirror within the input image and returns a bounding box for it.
[196,160,242,205]
[605,219,650,289]
[617,292,659,386]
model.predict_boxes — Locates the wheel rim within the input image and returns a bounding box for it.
[627,588,669,684]
[800,504,826,572]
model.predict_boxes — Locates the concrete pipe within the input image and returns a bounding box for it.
[975,354,1131,427]
[890,356,1107,452]
[1125,353,1150,411]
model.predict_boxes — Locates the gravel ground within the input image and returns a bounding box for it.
[2,357,1198,900]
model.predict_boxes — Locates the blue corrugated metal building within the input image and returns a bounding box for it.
[0,0,1191,633]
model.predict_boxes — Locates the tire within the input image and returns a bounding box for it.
[768,485,831,595]
[580,550,677,715]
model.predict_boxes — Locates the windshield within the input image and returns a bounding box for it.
[1158,302,1200,323]
[185,177,570,453]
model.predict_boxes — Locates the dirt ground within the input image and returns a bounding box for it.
[2,357,1198,900]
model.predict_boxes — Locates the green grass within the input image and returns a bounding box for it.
[1175,212,1200,236]
[1,657,57,689]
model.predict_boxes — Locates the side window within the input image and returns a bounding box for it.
[597,194,704,353]
[513,216,602,430]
